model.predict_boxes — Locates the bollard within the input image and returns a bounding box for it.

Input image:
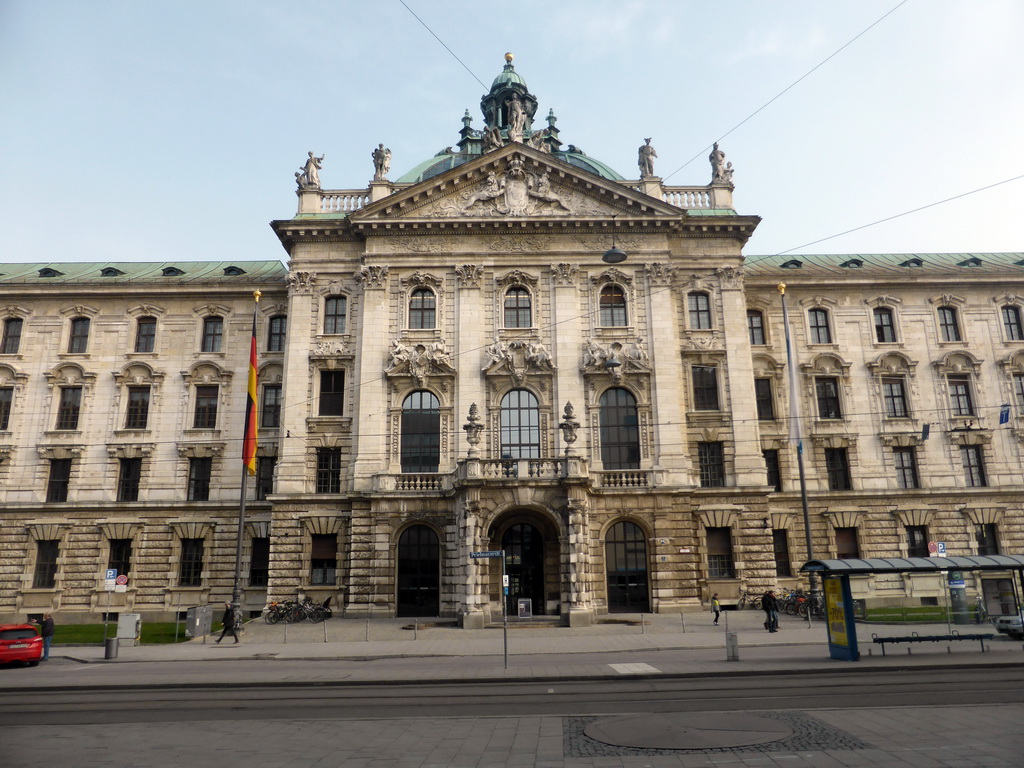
[725,632,739,661]
[104,637,119,660]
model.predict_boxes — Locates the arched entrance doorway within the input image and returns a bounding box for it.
[396,525,440,617]
[502,522,545,616]
[606,520,650,612]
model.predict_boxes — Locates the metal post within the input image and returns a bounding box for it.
[104,590,112,641]
[501,549,508,670]
[796,444,819,606]
[231,471,249,608]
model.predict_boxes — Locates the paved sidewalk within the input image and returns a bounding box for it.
[14,610,1024,688]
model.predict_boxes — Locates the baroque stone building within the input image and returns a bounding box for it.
[2,57,1022,625]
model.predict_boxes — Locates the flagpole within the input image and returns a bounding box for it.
[779,283,819,604]
[232,290,261,608]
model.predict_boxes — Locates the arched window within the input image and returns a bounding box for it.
[605,521,649,612]
[401,391,441,472]
[500,389,540,459]
[599,388,640,469]
[599,285,627,327]
[409,289,436,330]
[324,296,347,334]
[504,287,532,328]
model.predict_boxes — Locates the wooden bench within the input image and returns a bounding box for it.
[870,631,994,656]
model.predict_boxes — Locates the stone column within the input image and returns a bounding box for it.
[645,266,692,482]
[718,266,768,485]
[351,265,391,490]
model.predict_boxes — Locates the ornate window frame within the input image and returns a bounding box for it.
[181,362,233,435]
[933,351,984,429]
[929,294,967,346]
[800,296,838,347]
[591,268,634,336]
[590,382,652,469]
[126,304,165,357]
[112,361,164,434]
[865,295,903,346]
[403,272,443,332]
[993,293,1024,344]
[59,304,99,357]
[43,363,96,436]
[192,303,232,356]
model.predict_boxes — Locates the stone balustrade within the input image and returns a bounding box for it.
[319,190,371,213]
[595,470,652,489]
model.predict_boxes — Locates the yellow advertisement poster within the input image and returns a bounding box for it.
[824,576,848,647]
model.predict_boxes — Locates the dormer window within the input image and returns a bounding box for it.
[900,258,924,268]
[841,259,863,269]
[101,267,125,277]
[162,267,185,277]
[224,266,246,276]
[958,257,982,268]
[781,259,803,269]
[39,268,64,278]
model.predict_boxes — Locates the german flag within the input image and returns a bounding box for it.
[242,303,258,475]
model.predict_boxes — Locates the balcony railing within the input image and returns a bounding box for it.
[596,470,652,489]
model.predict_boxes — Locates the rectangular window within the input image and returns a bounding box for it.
[193,385,218,428]
[747,310,765,345]
[961,445,986,487]
[874,307,897,343]
[808,308,832,344]
[698,441,725,487]
[187,457,212,501]
[267,315,287,352]
[68,317,90,353]
[255,456,276,501]
[882,377,910,418]
[33,540,59,588]
[773,529,792,577]
[938,306,961,342]
[1,318,23,354]
[324,296,347,334]
[836,527,860,559]
[692,366,719,410]
[815,377,842,419]
[893,447,919,489]
[975,523,999,556]
[310,534,338,585]
[688,292,712,329]
[763,449,782,491]
[56,386,82,430]
[47,458,72,502]
[318,371,345,416]
[261,384,282,428]
[0,387,12,430]
[906,525,929,558]
[108,538,132,577]
[134,317,156,353]
[249,537,270,587]
[947,376,974,416]
[124,386,151,429]
[825,447,852,491]
[1003,306,1023,341]
[1015,374,1024,412]
[706,527,734,578]
[754,378,775,420]
[178,538,204,586]
[117,457,142,502]
[316,448,342,493]
[201,317,223,352]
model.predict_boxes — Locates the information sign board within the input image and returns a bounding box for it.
[470,550,503,559]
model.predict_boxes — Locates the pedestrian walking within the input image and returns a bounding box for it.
[31,612,55,660]
[711,593,721,626]
[216,602,240,644]
[762,590,779,632]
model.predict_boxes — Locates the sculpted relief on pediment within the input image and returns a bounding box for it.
[417,156,611,219]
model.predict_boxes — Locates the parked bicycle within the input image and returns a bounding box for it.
[736,589,763,610]
[263,596,333,624]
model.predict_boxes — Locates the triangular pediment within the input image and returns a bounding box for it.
[348,144,684,228]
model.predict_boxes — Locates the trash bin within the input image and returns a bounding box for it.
[104,637,119,660]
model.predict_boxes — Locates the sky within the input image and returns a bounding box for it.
[2,1,1023,265]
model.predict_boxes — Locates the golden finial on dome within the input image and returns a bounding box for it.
[505,52,514,63]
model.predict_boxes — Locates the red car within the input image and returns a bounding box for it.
[0,624,43,667]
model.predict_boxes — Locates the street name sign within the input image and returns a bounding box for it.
[471,550,503,559]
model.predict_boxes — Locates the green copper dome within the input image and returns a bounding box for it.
[395,55,624,184]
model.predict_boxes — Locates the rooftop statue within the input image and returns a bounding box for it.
[638,138,657,177]
[710,142,734,185]
[372,144,392,181]
[295,151,323,190]
[505,93,526,142]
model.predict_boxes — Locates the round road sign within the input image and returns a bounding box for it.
[115,574,128,585]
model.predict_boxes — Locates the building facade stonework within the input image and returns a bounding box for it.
[1,59,1022,625]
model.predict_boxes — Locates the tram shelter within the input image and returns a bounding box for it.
[800,555,1024,661]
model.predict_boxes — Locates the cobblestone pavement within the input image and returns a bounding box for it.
[4,704,1023,767]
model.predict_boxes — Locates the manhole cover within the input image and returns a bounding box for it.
[584,712,794,750]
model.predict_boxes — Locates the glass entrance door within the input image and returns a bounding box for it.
[501,523,545,616]
[396,525,440,617]
[606,521,650,612]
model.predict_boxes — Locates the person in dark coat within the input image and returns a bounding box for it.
[762,590,779,632]
[216,602,240,644]
[32,613,55,660]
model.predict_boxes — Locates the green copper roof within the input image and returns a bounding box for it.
[0,261,288,284]
[745,252,1024,276]
[492,60,527,89]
